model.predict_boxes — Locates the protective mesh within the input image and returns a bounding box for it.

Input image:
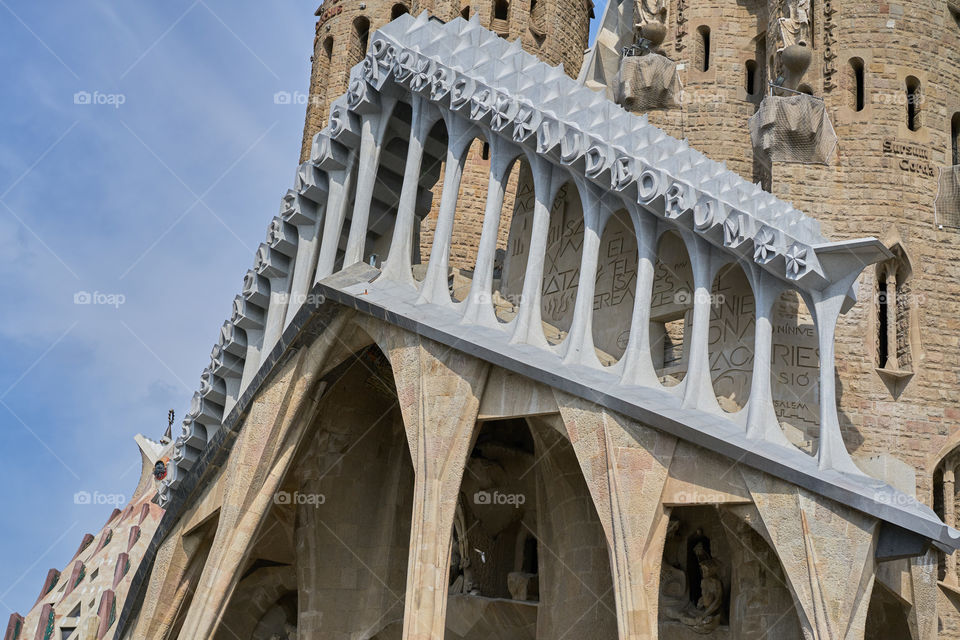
[935,165,960,229]
[749,94,838,165]
[617,53,682,112]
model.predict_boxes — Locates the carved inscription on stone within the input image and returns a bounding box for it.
[771,292,819,450]
[501,182,638,358]
[883,140,935,177]
[709,266,755,411]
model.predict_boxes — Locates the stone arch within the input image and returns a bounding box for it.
[449,130,494,300]
[287,338,416,638]
[708,261,755,413]
[413,116,450,270]
[771,288,819,454]
[873,239,919,398]
[864,581,912,640]
[213,566,297,640]
[538,178,585,346]
[391,3,409,19]
[350,16,372,70]
[592,207,638,365]
[931,446,960,584]
[650,229,693,387]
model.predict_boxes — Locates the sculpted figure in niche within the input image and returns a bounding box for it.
[679,554,723,633]
[778,0,811,50]
[659,520,689,621]
[449,502,477,595]
[267,623,297,640]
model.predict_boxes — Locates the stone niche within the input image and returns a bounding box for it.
[660,506,803,639]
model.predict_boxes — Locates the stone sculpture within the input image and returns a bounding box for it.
[778,0,811,50]
[638,0,667,25]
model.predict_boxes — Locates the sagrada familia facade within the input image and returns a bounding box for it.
[7,0,960,638]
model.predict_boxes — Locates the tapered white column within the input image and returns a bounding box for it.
[381,96,438,286]
[809,286,863,474]
[343,100,397,269]
[417,116,479,305]
[560,178,607,367]
[511,155,560,348]
[258,241,293,358]
[315,158,357,282]
[618,208,659,386]
[680,233,720,411]
[461,137,519,327]
[744,268,793,446]
[282,191,324,328]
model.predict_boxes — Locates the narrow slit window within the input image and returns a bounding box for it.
[952,113,960,165]
[745,60,757,94]
[698,26,711,72]
[906,76,921,132]
[494,0,509,20]
[850,58,865,112]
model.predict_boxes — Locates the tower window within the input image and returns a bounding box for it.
[391,4,409,19]
[951,112,960,165]
[349,17,371,72]
[745,60,757,94]
[697,26,711,72]
[462,5,470,19]
[875,244,914,380]
[494,0,509,20]
[850,57,865,112]
[906,76,921,131]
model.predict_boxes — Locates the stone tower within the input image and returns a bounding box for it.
[300,0,593,162]
[588,1,960,633]
[299,0,593,272]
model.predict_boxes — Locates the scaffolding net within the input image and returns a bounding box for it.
[749,93,838,165]
[616,53,682,112]
[935,165,960,229]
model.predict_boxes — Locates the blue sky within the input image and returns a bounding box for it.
[0,0,606,617]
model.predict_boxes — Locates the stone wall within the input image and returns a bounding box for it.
[621,0,960,514]
[610,0,960,628]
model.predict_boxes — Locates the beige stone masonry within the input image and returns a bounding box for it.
[369,323,490,640]
[554,392,678,640]
[173,315,350,639]
[740,468,878,640]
